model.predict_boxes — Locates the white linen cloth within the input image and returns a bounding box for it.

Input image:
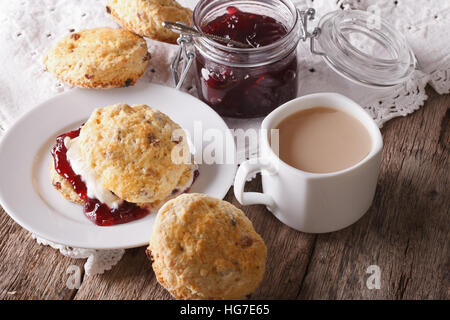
[0,0,448,275]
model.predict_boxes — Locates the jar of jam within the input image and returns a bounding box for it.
[169,1,416,118]
[173,0,301,118]
[192,0,301,118]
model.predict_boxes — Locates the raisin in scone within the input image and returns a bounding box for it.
[44,28,151,88]
[148,193,267,300]
[50,104,196,225]
[107,0,192,44]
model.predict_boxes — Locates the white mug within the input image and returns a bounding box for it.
[234,93,383,233]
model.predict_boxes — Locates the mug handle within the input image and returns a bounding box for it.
[234,158,276,207]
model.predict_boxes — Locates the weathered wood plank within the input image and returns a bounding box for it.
[73,246,171,300]
[0,208,84,300]
[226,181,316,300]
[297,87,450,299]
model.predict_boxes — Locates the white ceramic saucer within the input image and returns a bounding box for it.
[0,83,236,249]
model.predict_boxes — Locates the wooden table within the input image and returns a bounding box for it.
[0,87,448,300]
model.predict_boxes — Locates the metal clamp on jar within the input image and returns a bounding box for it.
[166,0,416,119]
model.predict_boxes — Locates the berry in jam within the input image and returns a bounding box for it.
[51,128,149,226]
[195,6,298,118]
[202,6,288,48]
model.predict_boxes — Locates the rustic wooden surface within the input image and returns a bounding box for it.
[0,86,448,300]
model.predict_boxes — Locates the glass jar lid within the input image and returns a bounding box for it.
[307,9,416,87]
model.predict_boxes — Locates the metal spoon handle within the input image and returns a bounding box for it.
[162,21,253,49]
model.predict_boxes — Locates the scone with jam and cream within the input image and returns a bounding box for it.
[50,104,197,226]
[148,193,267,300]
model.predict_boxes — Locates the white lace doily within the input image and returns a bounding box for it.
[0,0,448,275]
[32,234,125,276]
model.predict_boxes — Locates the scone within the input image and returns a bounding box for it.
[148,193,267,300]
[50,104,196,226]
[50,160,83,205]
[107,0,192,44]
[44,28,151,88]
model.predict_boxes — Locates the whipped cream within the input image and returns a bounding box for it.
[65,137,123,209]
[175,165,197,195]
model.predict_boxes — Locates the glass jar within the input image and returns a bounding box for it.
[192,0,301,118]
[169,0,415,118]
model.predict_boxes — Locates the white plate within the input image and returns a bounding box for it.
[0,83,236,249]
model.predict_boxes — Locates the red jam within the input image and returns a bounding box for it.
[202,6,288,48]
[51,128,150,226]
[196,6,298,118]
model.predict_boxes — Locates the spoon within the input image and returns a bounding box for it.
[162,21,254,49]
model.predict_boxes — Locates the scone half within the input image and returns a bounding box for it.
[44,28,151,88]
[148,193,267,300]
[107,0,193,44]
